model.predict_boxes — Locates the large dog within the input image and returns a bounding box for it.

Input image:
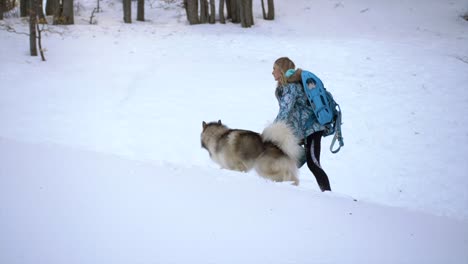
[201,120,302,185]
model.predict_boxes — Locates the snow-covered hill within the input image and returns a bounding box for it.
[1,137,467,263]
[1,0,468,263]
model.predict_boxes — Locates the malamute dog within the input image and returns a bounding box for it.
[201,120,302,185]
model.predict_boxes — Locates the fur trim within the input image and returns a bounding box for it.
[287,68,303,83]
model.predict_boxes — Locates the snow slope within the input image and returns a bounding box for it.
[1,138,467,264]
[1,0,468,263]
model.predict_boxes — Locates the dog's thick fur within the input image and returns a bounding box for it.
[201,120,302,185]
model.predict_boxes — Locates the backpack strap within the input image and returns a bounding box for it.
[330,104,344,154]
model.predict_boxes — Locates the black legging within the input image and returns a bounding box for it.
[305,131,331,191]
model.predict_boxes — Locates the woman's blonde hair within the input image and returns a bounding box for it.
[274,57,296,86]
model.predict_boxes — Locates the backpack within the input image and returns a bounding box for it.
[286,69,344,153]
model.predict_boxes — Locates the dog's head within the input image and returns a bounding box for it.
[200,120,226,152]
[202,120,222,130]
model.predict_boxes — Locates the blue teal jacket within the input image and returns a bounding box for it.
[274,82,325,140]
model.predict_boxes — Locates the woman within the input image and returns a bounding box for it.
[272,57,331,191]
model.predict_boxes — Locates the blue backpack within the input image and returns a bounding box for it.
[286,69,344,153]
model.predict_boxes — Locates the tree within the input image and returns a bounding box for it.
[123,0,131,23]
[218,0,225,23]
[37,0,46,23]
[27,0,46,60]
[29,0,37,56]
[52,0,61,24]
[229,0,238,23]
[208,0,215,24]
[199,0,207,24]
[62,0,73,24]
[225,0,232,19]
[20,0,29,17]
[0,0,5,20]
[46,0,59,16]
[53,0,75,25]
[96,0,102,12]
[137,0,144,22]
[184,0,199,25]
[261,0,274,20]
[184,0,258,28]
[238,0,253,28]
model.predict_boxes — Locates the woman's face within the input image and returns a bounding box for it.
[272,64,282,82]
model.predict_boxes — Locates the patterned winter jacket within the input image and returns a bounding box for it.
[274,82,325,140]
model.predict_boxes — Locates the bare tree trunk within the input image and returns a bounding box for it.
[267,0,274,20]
[20,0,29,17]
[261,0,274,20]
[62,0,74,24]
[123,0,131,23]
[238,0,245,27]
[226,0,231,19]
[199,0,208,24]
[53,0,74,25]
[37,0,47,23]
[52,0,62,24]
[219,0,225,23]
[230,0,238,23]
[208,0,215,24]
[46,0,59,16]
[29,0,37,56]
[245,0,253,26]
[37,24,46,61]
[0,0,5,20]
[261,0,265,19]
[239,0,253,27]
[184,0,199,25]
[137,0,144,21]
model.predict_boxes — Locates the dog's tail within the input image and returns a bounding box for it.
[261,121,302,163]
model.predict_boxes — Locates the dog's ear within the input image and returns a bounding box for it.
[202,121,207,129]
[218,120,222,125]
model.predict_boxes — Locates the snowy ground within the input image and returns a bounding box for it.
[1,137,468,264]
[1,0,468,263]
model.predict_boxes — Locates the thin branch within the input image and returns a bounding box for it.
[1,22,64,36]
[454,55,468,64]
[90,7,98,24]
[37,23,46,61]
[0,23,30,35]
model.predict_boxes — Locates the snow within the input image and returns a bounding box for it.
[1,0,468,263]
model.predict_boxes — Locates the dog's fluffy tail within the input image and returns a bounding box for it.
[261,121,302,163]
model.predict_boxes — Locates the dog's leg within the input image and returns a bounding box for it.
[290,173,300,186]
[233,161,249,172]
